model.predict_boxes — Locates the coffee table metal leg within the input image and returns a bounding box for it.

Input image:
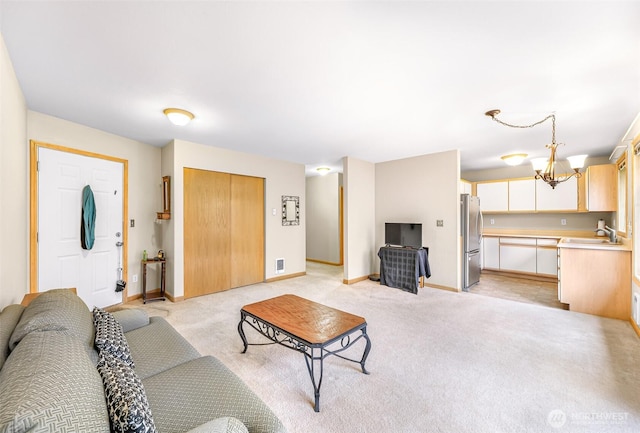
[238,312,249,354]
[360,327,372,374]
[303,347,323,412]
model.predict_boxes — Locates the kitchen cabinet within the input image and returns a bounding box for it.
[508,179,536,211]
[482,237,500,270]
[559,246,630,320]
[499,238,537,274]
[578,164,617,212]
[460,179,472,195]
[476,181,508,212]
[536,239,558,276]
[535,176,578,211]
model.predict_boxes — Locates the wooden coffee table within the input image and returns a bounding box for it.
[237,294,372,412]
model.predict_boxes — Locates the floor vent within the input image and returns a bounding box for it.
[275,258,285,274]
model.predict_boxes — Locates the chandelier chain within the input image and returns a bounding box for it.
[490,114,556,144]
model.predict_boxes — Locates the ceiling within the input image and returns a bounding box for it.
[1,1,639,176]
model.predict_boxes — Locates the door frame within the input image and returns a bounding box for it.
[29,140,129,300]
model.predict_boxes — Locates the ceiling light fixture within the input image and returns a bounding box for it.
[485,109,587,189]
[500,153,528,166]
[316,167,331,175]
[163,108,194,126]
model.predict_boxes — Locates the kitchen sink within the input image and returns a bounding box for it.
[561,237,619,245]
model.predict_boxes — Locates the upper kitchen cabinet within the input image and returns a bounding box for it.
[535,176,578,211]
[476,181,508,212]
[460,179,472,195]
[578,164,617,212]
[508,179,536,211]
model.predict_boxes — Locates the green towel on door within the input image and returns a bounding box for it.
[81,185,96,250]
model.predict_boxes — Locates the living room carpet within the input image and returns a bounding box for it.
[125,262,640,433]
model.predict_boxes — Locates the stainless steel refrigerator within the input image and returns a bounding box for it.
[461,194,482,291]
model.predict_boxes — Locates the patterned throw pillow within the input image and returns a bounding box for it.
[93,307,135,368]
[97,353,157,433]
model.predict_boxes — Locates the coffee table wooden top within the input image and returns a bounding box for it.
[241,294,366,345]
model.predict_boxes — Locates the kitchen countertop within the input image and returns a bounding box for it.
[482,229,632,251]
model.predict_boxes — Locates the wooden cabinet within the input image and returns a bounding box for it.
[559,247,630,319]
[482,237,500,270]
[535,176,578,211]
[476,181,508,212]
[578,164,617,212]
[508,179,536,211]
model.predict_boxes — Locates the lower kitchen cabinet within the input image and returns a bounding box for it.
[499,239,537,274]
[559,247,631,320]
[482,237,500,270]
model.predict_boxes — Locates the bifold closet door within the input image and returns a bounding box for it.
[230,175,264,288]
[184,168,231,297]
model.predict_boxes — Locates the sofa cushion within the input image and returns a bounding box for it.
[0,330,110,433]
[143,356,286,433]
[0,304,24,370]
[97,353,157,433]
[112,308,150,332]
[94,307,135,367]
[125,316,201,380]
[185,417,249,433]
[9,288,94,350]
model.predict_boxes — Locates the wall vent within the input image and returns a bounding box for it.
[633,292,640,327]
[275,258,285,274]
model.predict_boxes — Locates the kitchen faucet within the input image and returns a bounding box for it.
[597,225,617,243]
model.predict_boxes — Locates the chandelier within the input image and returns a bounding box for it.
[485,109,587,189]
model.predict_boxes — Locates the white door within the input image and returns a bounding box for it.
[38,147,124,308]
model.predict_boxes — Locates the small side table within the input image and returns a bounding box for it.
[141,258,166,303]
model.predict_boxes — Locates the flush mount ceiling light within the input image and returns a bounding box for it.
[500,153,528,166]
[163,108,194,126]
[316,167,331,175]
[485,109,587,189]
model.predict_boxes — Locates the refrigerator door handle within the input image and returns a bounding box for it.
[477,211,484,246]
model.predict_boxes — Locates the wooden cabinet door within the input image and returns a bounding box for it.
[184,168,231,297]
[230,175,264,288]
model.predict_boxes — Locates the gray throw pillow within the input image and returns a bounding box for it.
[93,307,135,368]
[97,352,157,433]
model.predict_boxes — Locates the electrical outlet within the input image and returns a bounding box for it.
[561,218,567,226]
[130,219,135,227]
[436,220,443,227]
[490,218,495,225]
[132,274,138,283]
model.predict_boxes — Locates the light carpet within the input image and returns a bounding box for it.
[126,262,640,433]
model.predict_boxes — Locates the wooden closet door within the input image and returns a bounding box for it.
[184,168,231,297]
[230,175,265,287]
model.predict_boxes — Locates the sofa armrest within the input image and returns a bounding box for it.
[111,308,149,332]
[185,417,249,433]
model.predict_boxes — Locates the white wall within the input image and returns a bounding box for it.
[0,33,28,308]
[165,139,306,299]
[375,150,460,291]
[306,173,340,264]
[27,112,162,300]
[343,157,375,282]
